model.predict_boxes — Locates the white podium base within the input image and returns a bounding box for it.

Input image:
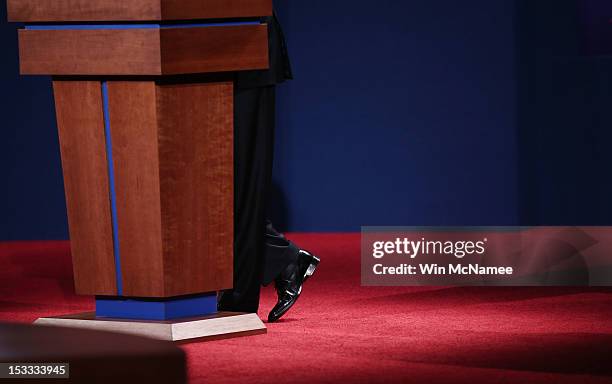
[34,311,266,342]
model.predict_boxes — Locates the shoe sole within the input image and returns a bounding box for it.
[298,254,320,295]
[304,255,320,281]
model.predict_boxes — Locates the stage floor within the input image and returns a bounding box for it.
[1,234,612,383]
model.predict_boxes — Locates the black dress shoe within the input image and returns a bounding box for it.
[268,249,320,322]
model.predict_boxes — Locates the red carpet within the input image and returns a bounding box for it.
[1,234,612,383]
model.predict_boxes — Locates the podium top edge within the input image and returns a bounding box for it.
[6,0,273,23]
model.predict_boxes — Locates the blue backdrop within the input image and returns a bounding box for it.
[1,0,611,239]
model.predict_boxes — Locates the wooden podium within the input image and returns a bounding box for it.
[7,0,271,341]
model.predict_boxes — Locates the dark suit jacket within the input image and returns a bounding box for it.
[235,13,293,89]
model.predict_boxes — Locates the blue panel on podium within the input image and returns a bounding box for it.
[96,293,217,320]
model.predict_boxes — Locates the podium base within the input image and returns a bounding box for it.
[34,311,266,342]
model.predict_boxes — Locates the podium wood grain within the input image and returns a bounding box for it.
[106,81,234,297]
[162,0,272,21]
[156,82,234,296]
[8,0,272,22]
[7,0,161,22]
[107,82,165,297]
[18,24,268,76]
[18,28,161,75]
[53,81,117,296]
[160,25,269,75]
[53,81,234,297]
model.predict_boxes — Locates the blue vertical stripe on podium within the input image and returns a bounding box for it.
[101,81,123,295]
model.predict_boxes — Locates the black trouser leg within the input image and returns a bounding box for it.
[219,86,276,313]
[262,220,300,286]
